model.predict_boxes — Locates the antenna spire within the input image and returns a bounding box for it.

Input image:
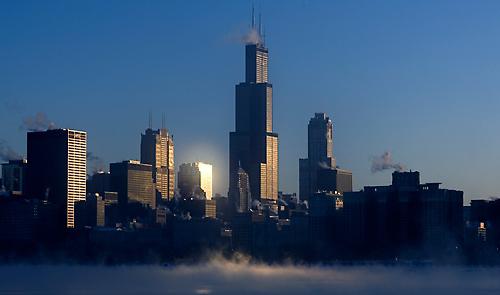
[148,111,152,129]
[258,12,262,36]
[251,4,255,29]
[162,112,166,129]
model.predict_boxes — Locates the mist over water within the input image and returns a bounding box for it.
[1,258,499,294]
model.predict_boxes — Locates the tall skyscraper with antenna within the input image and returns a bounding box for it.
[141,114,175,201]
[229,14,278,208]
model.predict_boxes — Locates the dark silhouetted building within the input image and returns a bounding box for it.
[343,171,463,258]
[0,196,58,244]
[87,171,110,196]
[26,129,87,228]
[141,127,175,201]
[229,27,278,207]
[110,160,155,209]
[74,193,106,229]
[1,159,27,196]
[299,113,352,201]
[316,167,353,195]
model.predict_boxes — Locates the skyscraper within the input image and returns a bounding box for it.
[141,127,175,201]
[109,160,156,209]
[178,162,213,200]
[299,113,351,201]
[27,129,87,228]
[229,24,278,208]
[230,165,252,213]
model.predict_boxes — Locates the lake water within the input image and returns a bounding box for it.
[0,259,499,294]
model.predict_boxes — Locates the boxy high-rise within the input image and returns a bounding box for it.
[26,129,87,228]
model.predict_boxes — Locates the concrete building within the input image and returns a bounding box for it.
[26,129,87,228]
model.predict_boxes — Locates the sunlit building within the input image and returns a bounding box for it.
[229,166,252,213]
[27,129,87,228]
[229,25,278,206]
[178,162,213,199]
[109,160,156,209]
[141,127,175,201]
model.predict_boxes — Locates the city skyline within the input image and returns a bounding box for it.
[2,1,500,203]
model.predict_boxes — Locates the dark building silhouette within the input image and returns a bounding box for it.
[0,197,58,244]
[300,113,352,201]
[74,193,106,229]
[467,199,500,247]
[343,171,463,258]
[87,171,110,196]
[1,159,27,196]
[141,127,175,201]
[316,168,353,195]
[229,26,278,207]
[26,129,87,228]
[109,160,155,209]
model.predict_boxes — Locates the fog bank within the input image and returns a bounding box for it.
[1,259,499,294]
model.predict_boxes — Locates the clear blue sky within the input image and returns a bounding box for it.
[1,0,500,203]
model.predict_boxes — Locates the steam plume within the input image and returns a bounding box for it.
[243,28,262,45]
[87,152,105,173]
[0,139,22,162]
[371,151,405,173]
[20,112,56,132]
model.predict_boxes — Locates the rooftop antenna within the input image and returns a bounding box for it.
[162,112,166,129]
[251,4,255,29]
[148,111,152,129]
[262,23,266,45]
[258,12,262,37]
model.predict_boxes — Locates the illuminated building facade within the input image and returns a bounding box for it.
[230,166,252,213]
[109,160,156,209]
[229,28,278,206]
[178,162,213,199]
[141,127,175,201]
[27,129,87,228]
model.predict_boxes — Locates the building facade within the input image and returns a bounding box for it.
[109,160,156,209]
[141,128,175,201]
[230,166,252,213]
[1,159,27,196]
[342,171,463,257]
[299,113,352,201]
[229,29,278,207]
[178,162,213,199]
[26,129,87,228]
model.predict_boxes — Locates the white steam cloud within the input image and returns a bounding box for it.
[243,28,262,45]
[0,139,22,162]
[371,151,405,173]
[20,112,56,132]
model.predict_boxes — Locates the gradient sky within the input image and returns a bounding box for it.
[1,0,500,203]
